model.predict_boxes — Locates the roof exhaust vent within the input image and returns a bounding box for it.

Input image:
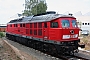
[34,11,56,16]
[68,13,73,16]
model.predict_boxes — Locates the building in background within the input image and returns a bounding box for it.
[76,16,90,31]
[0,24,6,32]
[74,12,90,35]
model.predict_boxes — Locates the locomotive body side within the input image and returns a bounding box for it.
[6,17,79,42]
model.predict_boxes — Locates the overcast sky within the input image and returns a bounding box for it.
[0,0,24,24]
[0,0,90,24]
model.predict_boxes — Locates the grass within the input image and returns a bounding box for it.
[80,34,90,50]
[82,36,88,44]
[0,32,5,38]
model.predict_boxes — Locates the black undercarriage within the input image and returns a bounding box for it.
[6,33,83,56]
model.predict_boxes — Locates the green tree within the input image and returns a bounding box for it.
[31,1,47,15]
[23,0,47,16]
[23,10,30,16]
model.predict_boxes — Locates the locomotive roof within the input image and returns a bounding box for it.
[8,12,75,24]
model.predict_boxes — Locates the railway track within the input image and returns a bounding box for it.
[57,54,89,60]
[3,38,90,60]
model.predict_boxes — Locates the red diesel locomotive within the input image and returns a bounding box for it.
[6,11,85,55]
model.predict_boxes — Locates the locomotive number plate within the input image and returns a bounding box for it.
[70,34,78,38]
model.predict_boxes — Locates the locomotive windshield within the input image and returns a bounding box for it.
[62,20,70,27]
[72,20,77,27]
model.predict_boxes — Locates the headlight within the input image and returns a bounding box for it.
[63,35,70,39]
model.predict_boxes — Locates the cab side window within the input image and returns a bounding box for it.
[51,22,58,28]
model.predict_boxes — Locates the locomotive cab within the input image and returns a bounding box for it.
[60,18,79,41]
[49,17,79,42]
[49,16,85,54]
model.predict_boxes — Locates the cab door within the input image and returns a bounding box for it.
[43,22,49,40]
